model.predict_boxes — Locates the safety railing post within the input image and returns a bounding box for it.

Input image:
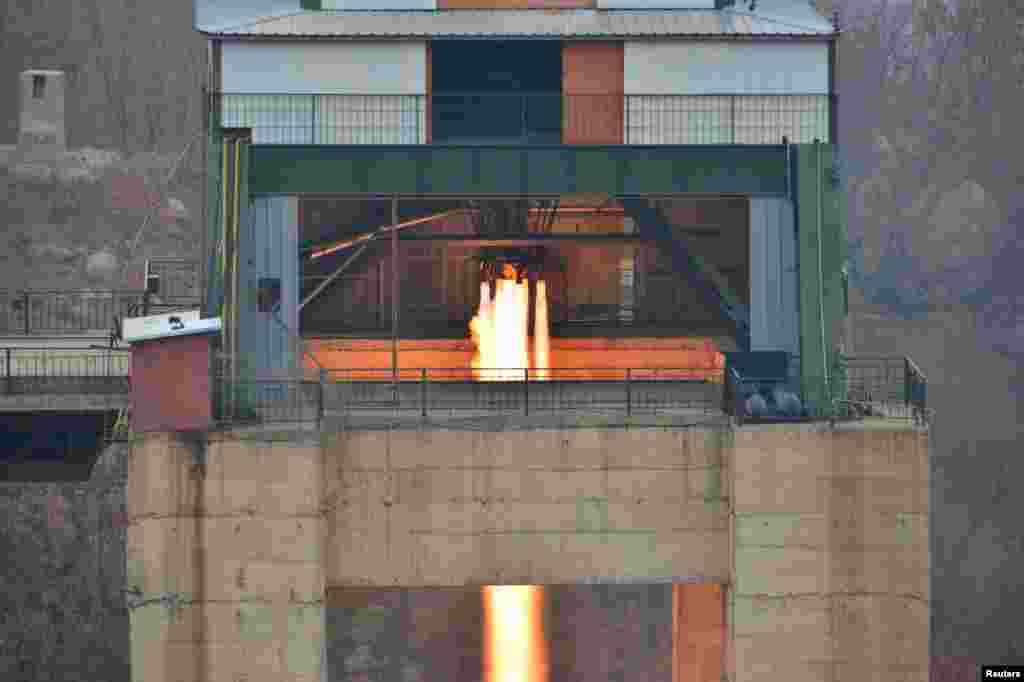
[730,96,736,144]
[626,368,632,417]
[903,357,911,411]
[318,368,326,423]
[5,348,10,395]
[524,368,529,416]
[311,94,316,144]
[421,368,427,418]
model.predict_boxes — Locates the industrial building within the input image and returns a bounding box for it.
[117,2,930,681]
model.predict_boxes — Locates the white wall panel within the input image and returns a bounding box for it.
[625,42,828,94]
[323,0,435,7]
[749,197,799,357]
[599,0,714,7]
[222,41,427,94]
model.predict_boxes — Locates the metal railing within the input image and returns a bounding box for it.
[146,258,201,304]
[836,354,930,424]
[212,366,726,424]
[725,353,931,425]
[2,347,131,395]
[0,290,200,336]
[212,92,832,146]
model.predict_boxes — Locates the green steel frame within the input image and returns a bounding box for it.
[206,134,846,413]
[248,145,788,197]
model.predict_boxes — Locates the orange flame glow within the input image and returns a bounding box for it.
[533,280,549,381]
[470,271,550,382]
[483,586,548,682]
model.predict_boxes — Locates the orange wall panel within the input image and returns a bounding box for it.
[673,583,726,682]
[563,42,624,144]
[305,337,724,381]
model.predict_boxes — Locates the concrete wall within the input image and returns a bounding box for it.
[323,428,731,586]
[731,425,930,682]
[127,430,326,682]
[128,422,929,681]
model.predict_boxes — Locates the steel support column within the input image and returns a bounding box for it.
[391,195,399,401]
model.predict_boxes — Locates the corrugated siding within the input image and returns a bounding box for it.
[563,42,624,144]
[439,0,595,7]
[238,196,299,378]
[749,196,798,357]
[207,8,833,37]
[600,0,713,7]
[624,42,828,94]
[220,42,428,144]
[221,41,427,93]
[624,94,829,144]
[323,0,435,8]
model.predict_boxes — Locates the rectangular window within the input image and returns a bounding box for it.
[32,75,46,99]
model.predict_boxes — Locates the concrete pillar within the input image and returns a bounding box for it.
[200,431,326,682]
[730,425,930,682]
[127,430,327,682]
[126,432,205,682]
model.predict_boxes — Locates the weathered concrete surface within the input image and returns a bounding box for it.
[127,421,929,681]
[323,428,732,586]
[730,424,930,682]
[127,430,326,682]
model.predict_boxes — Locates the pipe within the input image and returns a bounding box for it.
[309,208,467,260]
[299,244,369,312]
[233,137,241,384]
[220,137,230,386]
[816,142,829,403]
[391,195,399,399]
[306,207,626,259]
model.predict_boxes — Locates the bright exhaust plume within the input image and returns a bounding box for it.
[483,585,548,682]
[470,270,550,382]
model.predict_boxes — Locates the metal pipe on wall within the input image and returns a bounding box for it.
[233,138,242,387]
[221,137,231,397]
[816,142,829,404]
[392,195,399,400]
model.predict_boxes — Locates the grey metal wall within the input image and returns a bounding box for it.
[749,197,799,357]
[322,0,435,7]
[624,42,829,94]
[221,42,427,94]
[194,0,296,33]
[598,0,714,7]
[238,195,299,378]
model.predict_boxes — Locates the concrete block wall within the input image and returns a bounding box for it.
[323,428,731,586]
[126,422,929,681]
[127,430,326,682]
[730,424,930,682]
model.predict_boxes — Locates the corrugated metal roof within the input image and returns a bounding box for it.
[204,5,834,39]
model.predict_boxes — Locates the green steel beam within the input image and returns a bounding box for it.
[793,143,846,415]
[248,145,788,197]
